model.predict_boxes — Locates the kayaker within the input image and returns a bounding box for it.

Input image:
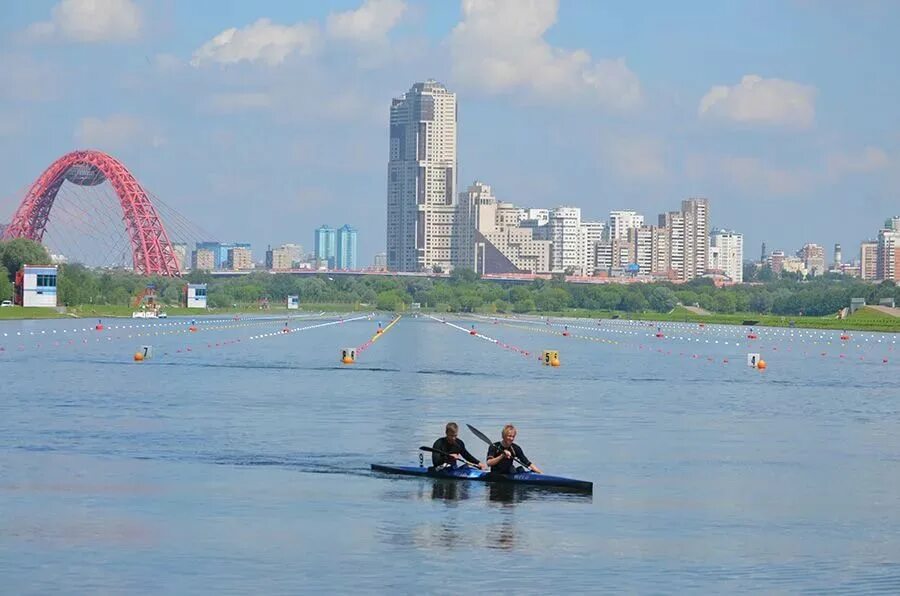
[486,424,543,475]
[431,422,487,471]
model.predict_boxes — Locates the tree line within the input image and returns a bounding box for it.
[1,239,897,316]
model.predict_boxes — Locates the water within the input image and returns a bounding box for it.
[1,314,899,594]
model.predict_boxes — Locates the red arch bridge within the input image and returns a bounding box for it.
[1,150,183,276]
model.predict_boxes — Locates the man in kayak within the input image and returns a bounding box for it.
[486,424,543,475]
[431,422,487,471]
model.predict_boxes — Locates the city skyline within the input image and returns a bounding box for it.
[0,1,898,267]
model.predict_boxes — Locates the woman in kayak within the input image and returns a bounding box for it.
[486,425,543,475]
[431,422,487,471]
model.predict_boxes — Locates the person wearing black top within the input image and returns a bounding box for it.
[486,424,543,475]
[432,422,487,470]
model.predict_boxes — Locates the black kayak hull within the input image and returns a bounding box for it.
[371,464,592,493]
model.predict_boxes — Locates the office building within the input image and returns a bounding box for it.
[682,198,709,281]
[172,243,188,272]
[227,247,253,271]
[658,211,685,279]
[315,225,336,268]
[833,243,843,270]
[548,207,583,273]
[799,243,826,276]
[609,210,644,241]
[877,228,900,282]
[387,80,458,272]
[336,224,358,270]
[860,241,878,281]
[266,246,294,271]
[464,181,551,274]
[581,221,605,274]
[709,229,744,283]
[194,241,251,269]
[192,249,215,272]
[373,252,388,270]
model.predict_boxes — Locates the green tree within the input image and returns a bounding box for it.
[0,238,50,281]
[376,290,407,311]
[619,291,648,312]
[0,265,12,301]
[647,286,677,312]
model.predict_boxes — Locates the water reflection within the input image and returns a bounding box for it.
[431,479,470,502]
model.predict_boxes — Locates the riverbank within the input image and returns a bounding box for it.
[2,302,898,332]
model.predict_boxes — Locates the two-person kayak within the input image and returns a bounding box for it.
[370,463,593,493]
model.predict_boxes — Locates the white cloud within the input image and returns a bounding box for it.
[326,0,407,42]
[601,137,667,180]
[699,75,816,128]
[26,0,141,43]
[209,92,273,113]
[74,115,163,149]
[826,146,891,176]
[191,18,319,67]
[449,0,641,109]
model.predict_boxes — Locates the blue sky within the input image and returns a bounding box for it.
[1,0,898,265]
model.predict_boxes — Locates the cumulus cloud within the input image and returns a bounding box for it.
[326,0,407,42]
[191,18,319,67]
[699,75,816,128]
[74,115,163,150]
[449,0,641,109]
[26,0,141,43]
[191,1,408,67]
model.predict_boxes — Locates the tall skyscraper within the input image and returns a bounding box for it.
[681,198,709,281]
[387,80,458,272]
[315,225,336,268]
[548,207,582,273]
[833,243,842,270]
[609,210,644,241]
[335,224,358,270]
[876,228,900,282]
[709,229,744,283]
[658,211,685,279]
[581,221,605,274]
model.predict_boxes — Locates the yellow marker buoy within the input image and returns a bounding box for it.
[542,350,560,366]
[550,357,561,367]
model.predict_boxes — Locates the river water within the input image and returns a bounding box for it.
[1,314,898,594]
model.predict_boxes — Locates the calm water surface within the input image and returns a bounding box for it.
[1,314,899,594]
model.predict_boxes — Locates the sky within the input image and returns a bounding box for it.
[1,0,898,266]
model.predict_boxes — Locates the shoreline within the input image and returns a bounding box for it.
[2,304,897,333]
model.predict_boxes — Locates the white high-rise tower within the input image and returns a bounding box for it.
[386,80,458,272]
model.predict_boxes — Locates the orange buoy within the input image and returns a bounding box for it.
[840,335,850,341]
[469,329,477,335]
[550,357,560,367]
[342,355,354,364]
[757,359,767,370]
[133,352,144,362]
[189,326,197,332]
[95,320,104,331]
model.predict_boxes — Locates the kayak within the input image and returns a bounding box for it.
[371,464,592,493]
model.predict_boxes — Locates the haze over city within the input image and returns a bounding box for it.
[1,0,898,266]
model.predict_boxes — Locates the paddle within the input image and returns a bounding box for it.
[465,424,531,470]
[418,446,480,469]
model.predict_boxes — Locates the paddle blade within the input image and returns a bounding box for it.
[466,424,494,446]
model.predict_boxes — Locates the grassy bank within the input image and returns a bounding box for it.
[3,302,897,332]
[549,305,900,333]
[0,301,370,320]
